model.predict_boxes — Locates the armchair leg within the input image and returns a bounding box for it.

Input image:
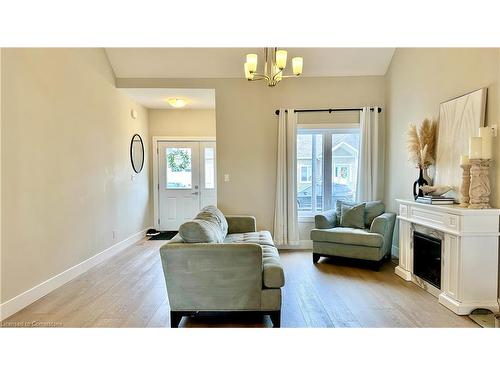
[270,310,281,328]
[170,311,182,328]
[313,253,320,264]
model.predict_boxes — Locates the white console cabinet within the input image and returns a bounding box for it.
[396,199,500,315]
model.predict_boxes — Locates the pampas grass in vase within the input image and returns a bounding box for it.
[407,118,438,198]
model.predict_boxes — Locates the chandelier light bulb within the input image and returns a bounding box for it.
[292,57,303,75]
[276,50,287,70]
[246,54,258,73]
[244,63,254,80]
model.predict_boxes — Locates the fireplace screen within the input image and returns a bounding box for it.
[413,231,442,289]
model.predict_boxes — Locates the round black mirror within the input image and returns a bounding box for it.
[130,134,144,173]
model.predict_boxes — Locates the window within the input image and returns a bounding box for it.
[299,165,312,182]
[166,147,192,189]
[297,128,360,217]
[204,147,215,189]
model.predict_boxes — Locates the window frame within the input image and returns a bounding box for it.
[296,124,360,219]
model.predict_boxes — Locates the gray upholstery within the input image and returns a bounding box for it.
[313,241,385,262]
[178,206,228,243]
[314,209,337,229]
[340,202,366,229]
[226,215,257,234]
[312,201,396,263]
[224,230,275,246]
[261,245,285,288]
[160,212,284,321]
[335,200,385,227]
[161,242,263,310]
[310,227,383,248]
[224,230,284,288]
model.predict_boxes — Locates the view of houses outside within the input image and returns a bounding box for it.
[297,131,359,215]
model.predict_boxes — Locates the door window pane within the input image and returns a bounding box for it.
[204,147,215,189]
[166,148,192,189]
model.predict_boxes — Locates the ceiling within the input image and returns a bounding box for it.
[118,88,215,109]
[105,48,395,79]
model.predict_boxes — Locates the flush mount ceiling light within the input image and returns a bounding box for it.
[244,48,303,87]
[167,98,187,108]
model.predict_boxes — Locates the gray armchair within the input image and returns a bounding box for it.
[310,201,396,270]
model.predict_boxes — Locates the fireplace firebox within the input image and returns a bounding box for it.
[413,231,442,289]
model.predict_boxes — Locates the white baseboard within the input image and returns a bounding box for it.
[0,228,148,321]
[276,240,312,250]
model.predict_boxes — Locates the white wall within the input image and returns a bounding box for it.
[149,108,215,137]
[1,48,152,304]
[117,76,386,234]
[384,48,499,256]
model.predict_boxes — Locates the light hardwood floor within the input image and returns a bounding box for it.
[2,238,478,328]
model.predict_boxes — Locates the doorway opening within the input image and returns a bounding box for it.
[118,87,217,231]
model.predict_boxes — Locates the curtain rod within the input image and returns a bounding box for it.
[274,107,382,115]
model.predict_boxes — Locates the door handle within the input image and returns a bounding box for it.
[192,192,199,195]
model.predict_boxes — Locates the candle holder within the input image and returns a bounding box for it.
[468,159,491,209]
[459,164,471,207]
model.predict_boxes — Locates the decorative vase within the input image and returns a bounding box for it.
[422,168,432,186]
[412,167,430,200]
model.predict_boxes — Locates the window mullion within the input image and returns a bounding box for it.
[323,131,333,210]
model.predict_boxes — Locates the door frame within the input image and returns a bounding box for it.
[152,136,216,230]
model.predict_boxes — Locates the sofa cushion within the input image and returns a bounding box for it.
[340,202,365,229]
[178,206,228,243]
[336,200,385,227]
[310,227,383,248]
[224,231,275,246]
[261,245,285,288]
[223,231,283,288]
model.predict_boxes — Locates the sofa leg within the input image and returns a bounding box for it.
[170,311,183,328]
[312,253,320,264]
[269,310,281,328]
[371,259,384,271]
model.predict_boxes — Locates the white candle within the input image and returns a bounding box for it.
[460,154,470,165]
[469,137,482,159]
[478,127,492,159]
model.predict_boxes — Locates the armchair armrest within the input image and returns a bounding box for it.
[370,212,395,235]
[314,209,337,229]
[370,212,396,257]
[226,215,257,234]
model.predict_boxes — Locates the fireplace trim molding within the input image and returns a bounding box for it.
[396,199,500,315]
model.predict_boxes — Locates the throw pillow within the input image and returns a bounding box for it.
[364,200,385,227]
[178,206,228,243]
[340,202,366,229]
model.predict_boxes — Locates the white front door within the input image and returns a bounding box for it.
[157,141,217,230]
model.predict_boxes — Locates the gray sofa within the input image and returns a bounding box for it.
[159,206,284,328]
[310,200,396,269]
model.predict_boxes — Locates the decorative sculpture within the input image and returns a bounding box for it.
[419,185,453,196]
[469,159,491,209]
[459,164,471,207]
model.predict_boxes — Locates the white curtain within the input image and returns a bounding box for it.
[356,107,384,202]
[274,109,299,246]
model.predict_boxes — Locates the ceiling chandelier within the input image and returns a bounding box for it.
[243,48,303,87]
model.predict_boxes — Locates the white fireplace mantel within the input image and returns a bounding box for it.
[396,199,500,315]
